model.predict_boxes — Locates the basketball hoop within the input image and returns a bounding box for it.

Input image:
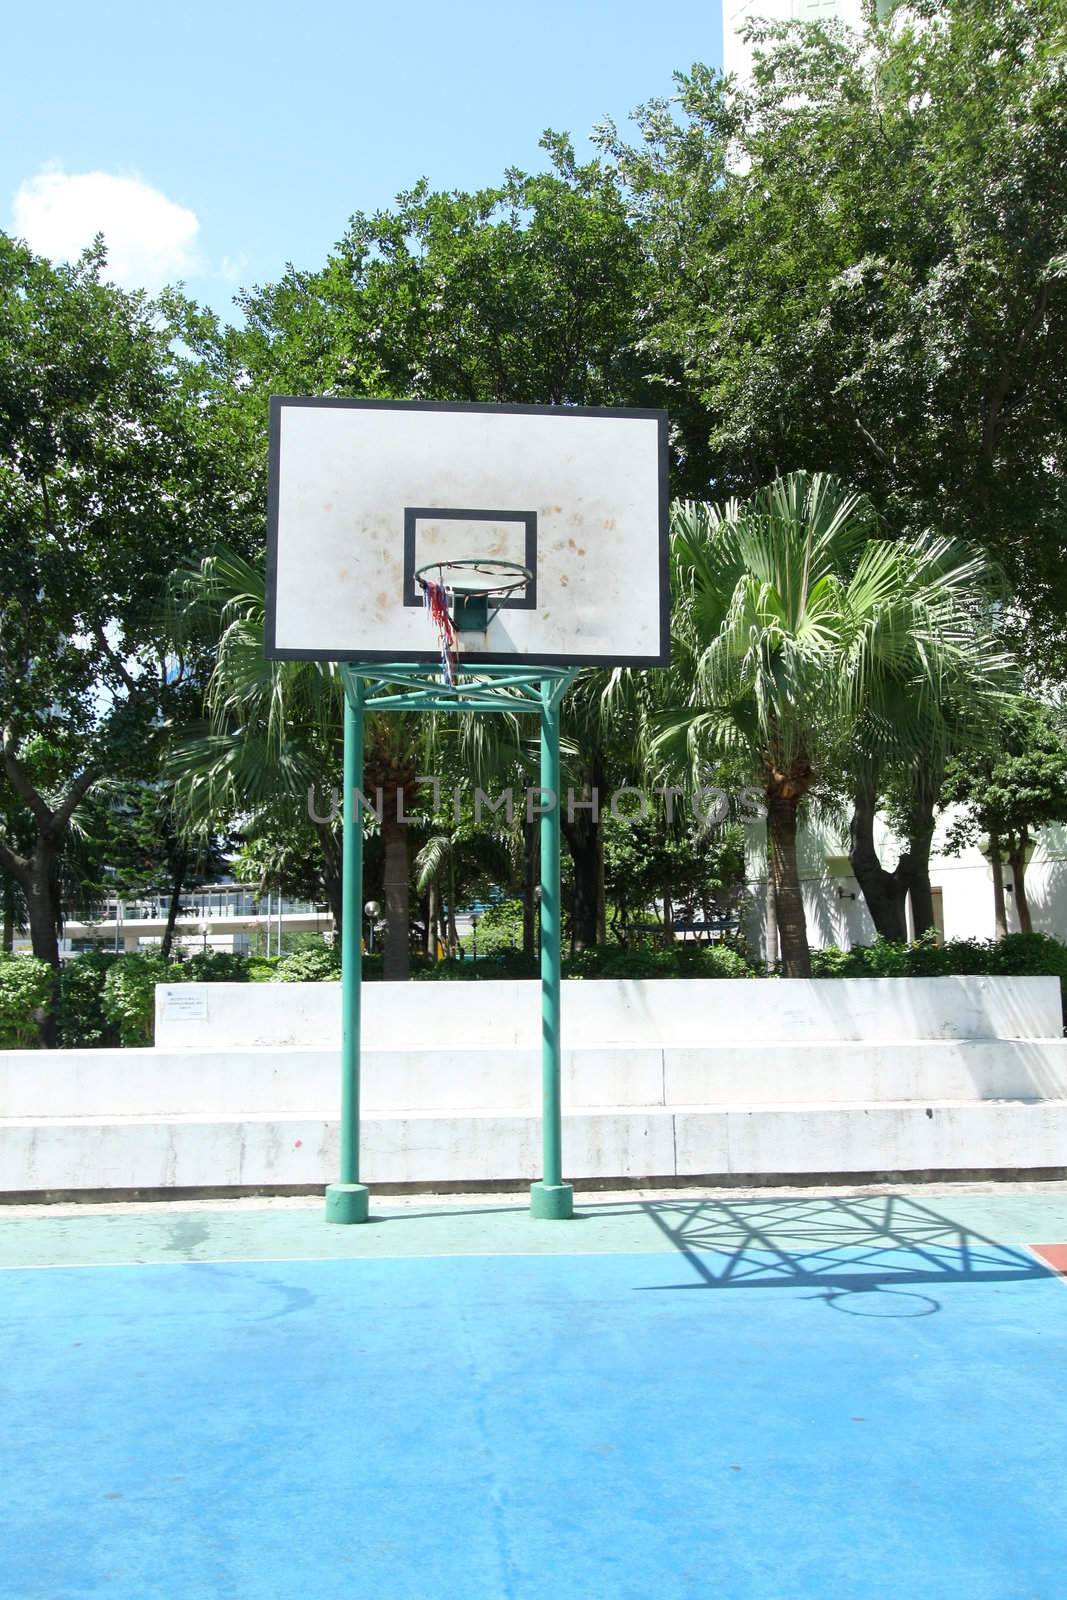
[415,558,533,684]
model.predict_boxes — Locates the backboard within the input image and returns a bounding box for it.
[265,398,669,667]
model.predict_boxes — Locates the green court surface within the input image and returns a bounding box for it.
[4,1187,1067,1599]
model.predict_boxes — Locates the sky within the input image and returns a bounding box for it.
[4,0,722,325]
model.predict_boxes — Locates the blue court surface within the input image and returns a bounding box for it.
[4,1190,1067,1599]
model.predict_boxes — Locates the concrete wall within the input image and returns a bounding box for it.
[2,976,1065,1194]
[155,975,1063,1052]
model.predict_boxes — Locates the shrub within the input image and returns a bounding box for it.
[274,944,342,982]
[412,942,757,981]
[811,932,1067,1017]
[181,949,250,983]
[0,953,54,1047]
[247,957,280,982]
[57,952,120,1048]
[563,942,757,980]
[102,953,181,1046]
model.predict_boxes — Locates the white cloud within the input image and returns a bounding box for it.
[11,165,201,292]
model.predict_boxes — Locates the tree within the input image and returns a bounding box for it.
[657,472,1009,975]
[0,235,245,1033]
[602,812,748,946]
[91,783,233,961]
[606,0,1067,667]
[234,136,655,412]
[942,698,1067,936]
[169,549,424,980]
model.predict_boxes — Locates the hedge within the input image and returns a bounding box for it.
[10,930,1067,1047]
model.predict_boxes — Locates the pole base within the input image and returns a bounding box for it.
[325,1183,370,1225]
[529,1181,574,1220]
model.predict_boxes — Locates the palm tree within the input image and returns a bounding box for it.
[167,548,423,979]
[659,473,1011,976]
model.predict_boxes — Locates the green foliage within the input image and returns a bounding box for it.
[102,954,181,1047]
[56,952,120,1048]
[607,0,1067,665]
[0,953,53,1047]
[246,957,280,982]
[811,932,1067,1014]
[234,136,654,411]
[412,942,756,981]
[180,949,250,983]
[413,948,539,981]
[274,943,342,983]
[0,234,249,999]
[603,816,750,934]
[942,699,1067,853]
[459,899,525,958]
[563,943,756,981]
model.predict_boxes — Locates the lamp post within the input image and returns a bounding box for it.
[470,911,479,964]
[364,899,380,954]
[197,917,209,954]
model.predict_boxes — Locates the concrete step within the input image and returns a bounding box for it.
[5,1039,1067,1119]
[4,1099,1067,1195]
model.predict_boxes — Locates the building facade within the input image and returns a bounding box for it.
[723,0,866,82]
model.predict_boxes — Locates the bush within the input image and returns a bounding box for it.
[247,956,280,982]
[412,942,756,981]
[57,952,120,1047]
[563,942,757,980]
[811,932,1067,1016]
[181,949,250,983]
[274,944,342,982]
[103,953,182,1046]
[0,953,54,1047]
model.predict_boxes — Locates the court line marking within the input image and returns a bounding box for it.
[0,1248,681,1272]
[0,1242,1051,1274]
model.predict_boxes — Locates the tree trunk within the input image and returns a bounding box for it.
[849,772,910,942]
[2,875,15,953]
[563,828,599,950]
[21,841,61,1045]
[560,765,602,952]
[765,833,779,972]
[381,817,410,980]
[766,788,810,978]
[427,879,439,960]
[989,832,1008,940]
[160,845,188,962]
[1008,833,1032,935]
[315,822,343,937]
[522,817,537,959]
[903,758,940,938]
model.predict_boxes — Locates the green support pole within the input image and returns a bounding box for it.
[530,677,573,1220]
[325,677,370,1224]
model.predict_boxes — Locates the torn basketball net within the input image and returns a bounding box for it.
[422,579,458,686]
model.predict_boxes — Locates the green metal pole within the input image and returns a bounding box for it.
[325,676,370,1224]
[530,678,573,1220]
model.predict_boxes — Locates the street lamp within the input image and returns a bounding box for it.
[470,911,480,964]
[197,916,209,953]
[364,900,381,953]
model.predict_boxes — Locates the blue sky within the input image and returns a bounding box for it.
[4,0,722,325]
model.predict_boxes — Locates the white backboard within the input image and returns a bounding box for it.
[265,398,669,666]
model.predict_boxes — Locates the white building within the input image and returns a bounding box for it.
[742,815,1067,960]
[723,0,867,83]
[31,883,334,960]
